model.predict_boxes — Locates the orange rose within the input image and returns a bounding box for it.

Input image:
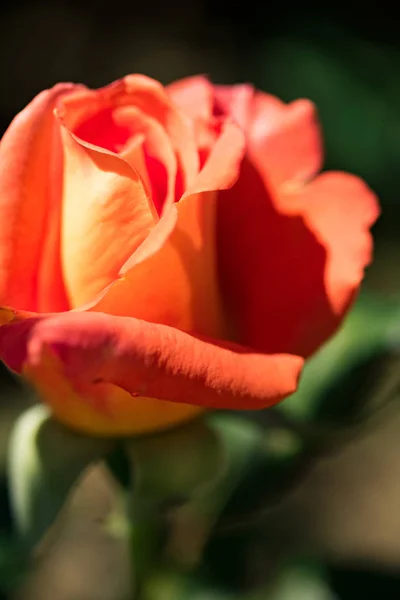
[0,75,379,436]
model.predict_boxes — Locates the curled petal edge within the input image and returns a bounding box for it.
[0,311,304,435]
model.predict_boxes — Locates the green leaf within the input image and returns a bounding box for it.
[200,420,307,591]
[162,415,261,570]
[126,418,223,506]
[141,568,236,600]
[202,413,271,519]
[123,414,261,583]
[259,564,335,600]
[7,404,112,548]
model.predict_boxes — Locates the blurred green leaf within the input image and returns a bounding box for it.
[141,568,236,600]
[141,569,190,600]
[200,422,308,591]
[141,563,336,600]
[171,414,261,567]
[208,426,305,529]
[7,404,112,548]
[128,415,260,574]
[127,418,222,506]
[257,564,335,600]
[203,413,263,515]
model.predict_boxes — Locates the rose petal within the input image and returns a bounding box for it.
[116,105,179,213]
[0,310,304,435]
[61,75,199,194]
[167,75,214,121]
[0,83,80,312]
[58,119,158,308]
[73,103,178,215]
[0,309,204,436]
[214,83,256,129]
[218,162,379,357]
[250,95,323,189]
[89,121,246,339]
[215,85,323,188]
[284,172,380,317]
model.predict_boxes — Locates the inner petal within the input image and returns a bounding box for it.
[74,107,133,154]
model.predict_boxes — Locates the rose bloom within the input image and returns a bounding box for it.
[0,75,378,436]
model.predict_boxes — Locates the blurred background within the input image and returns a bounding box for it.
[1,1,400,598]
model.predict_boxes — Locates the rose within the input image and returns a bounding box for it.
[0,75,379,436]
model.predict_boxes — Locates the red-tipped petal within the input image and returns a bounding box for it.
[0,311,304,435]
[215,85,322,189]
[167,75,214,121]
[218,163,379,358]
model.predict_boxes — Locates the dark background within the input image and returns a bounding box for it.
[1,1,400,241]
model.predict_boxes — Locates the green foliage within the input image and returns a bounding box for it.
[7,404,112,549]
[126,418,223,507]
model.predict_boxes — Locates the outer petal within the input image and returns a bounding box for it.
[57,120,156,309]
[0,311,304,436]
[217,162,379,358]
[0,83,81,312]
[283,172,380,315]
[167,76,214,121]
[88,121,246,339]
[214,85,323,188]
[213,83,255,130]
